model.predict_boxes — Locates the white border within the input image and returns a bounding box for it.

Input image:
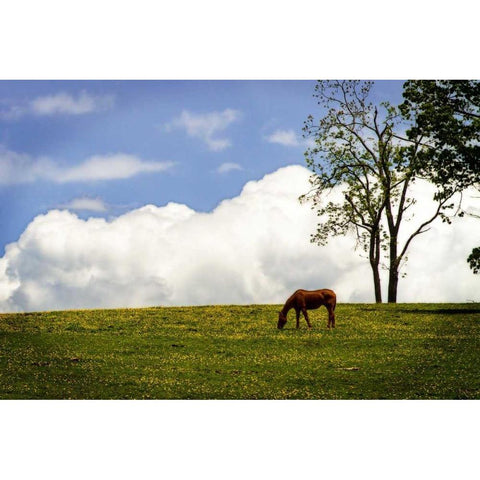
[1,1,478,478]
[2,1,479,79]
[1,400,478,479]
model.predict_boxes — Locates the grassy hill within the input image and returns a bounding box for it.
[1,303,479,399]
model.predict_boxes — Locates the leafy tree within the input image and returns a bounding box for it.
[468,247,480,274]
[302,80,456,302]
[401,80,480,273]
[300,81,385,302]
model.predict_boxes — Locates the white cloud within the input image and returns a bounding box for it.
[0,257,20,305]
[266,128,315,148]
[0,165,478,313]
[0,147,55,184]
[0,91,114,119]
[30,91,114,116]
[388,181,479,303]
[51,154,174,182]
[60,197,108,212]
[266,129,300,146]
[0,148,174,184]
[166,109,241,151]
[217,162,243,174]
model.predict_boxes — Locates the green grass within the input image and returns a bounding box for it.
[1,303,480,399]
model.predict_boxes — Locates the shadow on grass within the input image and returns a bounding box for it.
[358,305,480,316]
[396,308,480,315]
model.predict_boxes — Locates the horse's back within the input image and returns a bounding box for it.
[297,288,335,299]
[293,288,336,309]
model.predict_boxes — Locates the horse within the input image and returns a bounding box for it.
[277,289,337,329]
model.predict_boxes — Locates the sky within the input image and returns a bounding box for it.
[0,80,404,246]
[0,80,478,312]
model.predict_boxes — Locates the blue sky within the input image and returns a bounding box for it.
[0,80,405,253]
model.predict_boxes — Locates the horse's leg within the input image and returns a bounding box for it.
[327,304,335,328]
[296,309,300,329]
[302,307,312,329]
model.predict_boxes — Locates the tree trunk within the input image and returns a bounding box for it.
[369,229,382,303]
[371,263,382,303]
[388,236,399,303]
[388,268,399,303]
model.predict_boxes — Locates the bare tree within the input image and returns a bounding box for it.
[302,80,455,302]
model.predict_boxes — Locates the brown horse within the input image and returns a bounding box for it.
[277,289,336,329]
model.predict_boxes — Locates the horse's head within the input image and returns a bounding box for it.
[277,311,287,329]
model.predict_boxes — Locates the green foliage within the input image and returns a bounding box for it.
[401,81,480,273]
[302,81,396,248]
[401,80,480,192]
[467,247,480,274]
[1,304,480,399]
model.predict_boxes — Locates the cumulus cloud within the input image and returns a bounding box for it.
[390,180,480,303]
[0,165,478,312]
[165,109,241,151]
[0,147,174,185]
[1,91,114,119]
[216,162,243,174]
[59,197,108,212]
